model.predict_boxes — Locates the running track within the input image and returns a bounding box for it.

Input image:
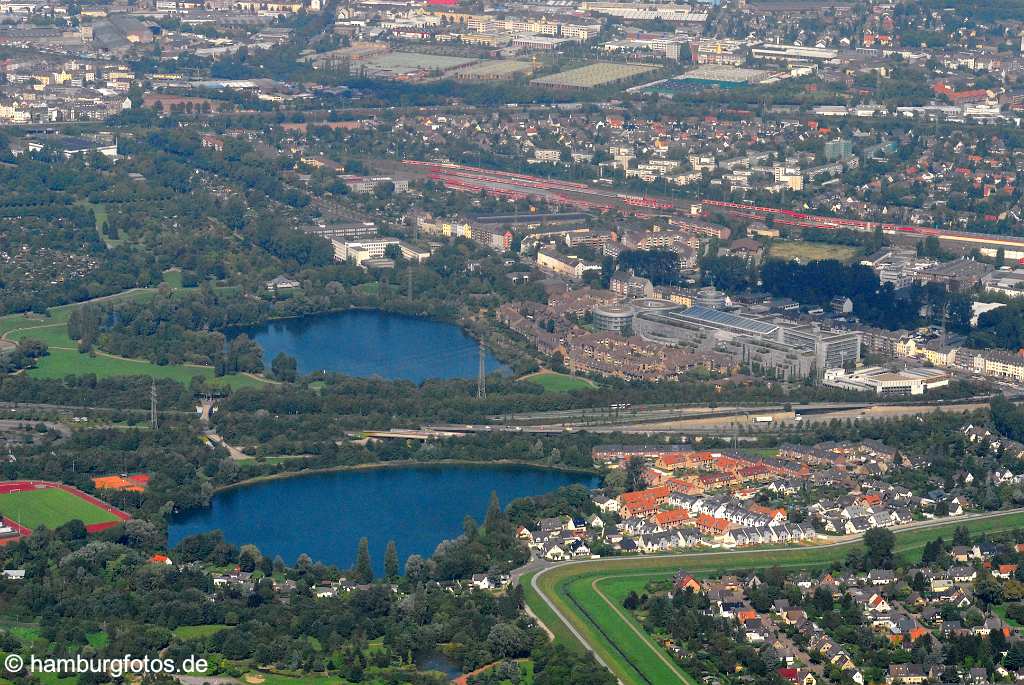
[0,480,131,543]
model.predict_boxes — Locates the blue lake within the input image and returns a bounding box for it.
[232,309,508,382]
[169,464,598,573]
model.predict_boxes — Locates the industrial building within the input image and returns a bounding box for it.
[331,237,399,265]
[531,62,658,90]
[822,367,950,396]
[633,303,861,380]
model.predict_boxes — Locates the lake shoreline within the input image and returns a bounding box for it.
[228,308,509,381]
[212,458,601,497]
[169,461,600,570]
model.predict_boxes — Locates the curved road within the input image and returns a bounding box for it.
[525,507,1024,681]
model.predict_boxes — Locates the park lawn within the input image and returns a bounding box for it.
[520,371,597,393]
[85,631,108,649]
[529,511,1024,685]
[0,487,119,530]
[162,269,184,289]
[0,290,268,390]
[172,624,230,640]
[22,347,265,389]
[248,674,347,685]
[35,672,77,685]
[7,322,76,349]
[0,289,157,338]
[994,604,1022,628]
[80,201,118,248]
[5,624,41,645]
[768,241,860,264]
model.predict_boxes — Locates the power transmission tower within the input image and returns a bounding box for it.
[150,380,158,430]
[941,301,948,350]
[477,341,486,400]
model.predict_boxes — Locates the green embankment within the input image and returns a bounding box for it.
[527,511,1024,685]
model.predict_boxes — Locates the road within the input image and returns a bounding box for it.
[425,399,989,437]
[525,507,1024,683]
[0,419,71,439]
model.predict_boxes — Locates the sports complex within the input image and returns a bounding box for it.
[0,480,130,541]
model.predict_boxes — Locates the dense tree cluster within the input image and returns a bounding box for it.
[0,523,608,683]
[761,259,971,331]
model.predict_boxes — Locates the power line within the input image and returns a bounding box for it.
[477,341,486,400]
[150,380,157,430]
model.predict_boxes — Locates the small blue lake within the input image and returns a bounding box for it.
[231,309,508,382]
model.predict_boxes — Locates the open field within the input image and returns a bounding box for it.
[0,486,121,530]
[519,371,598,393]
[526,510,1024,685]
[172,624,230,640]
[768,241,861,263]
[0,289,267,389]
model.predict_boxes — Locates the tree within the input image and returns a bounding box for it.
[864,527,896,569]
[405,554,428,584]
[352,537,373,583]
[1005,642,1024,671]
[238,544,261,572]
[384,540,398,581]
[922,537,944,564]
[953,525,972,547]
[625,457,648,492]
[270,352,298,382]
[974,575,1004,606]
[487,622,527,659]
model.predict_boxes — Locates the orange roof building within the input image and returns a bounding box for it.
[654,508,692,529]
[92,474,149,492]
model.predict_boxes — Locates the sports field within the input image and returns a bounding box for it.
[520,371,597,393]
[0,486,122,530]
[768,241,860,264]
[525,510,1024,685]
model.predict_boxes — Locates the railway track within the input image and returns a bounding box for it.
[401,159,1024,256]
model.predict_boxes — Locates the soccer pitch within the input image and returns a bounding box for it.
[0,488,121,530]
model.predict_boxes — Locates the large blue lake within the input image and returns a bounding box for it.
[169,465,598,573]
[233,309,508,382]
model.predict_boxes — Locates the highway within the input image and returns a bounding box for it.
[426,396,995,436]
[523,507,1024,685]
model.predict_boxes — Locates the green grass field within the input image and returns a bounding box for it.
[162,269,184,289]
[0,289,267,389]
[81,201,119,248]
[0,487,120,530]
[768,241,860,264]
[520,371,597,393]
[172,624,230,640]
[528,511,1024,685]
